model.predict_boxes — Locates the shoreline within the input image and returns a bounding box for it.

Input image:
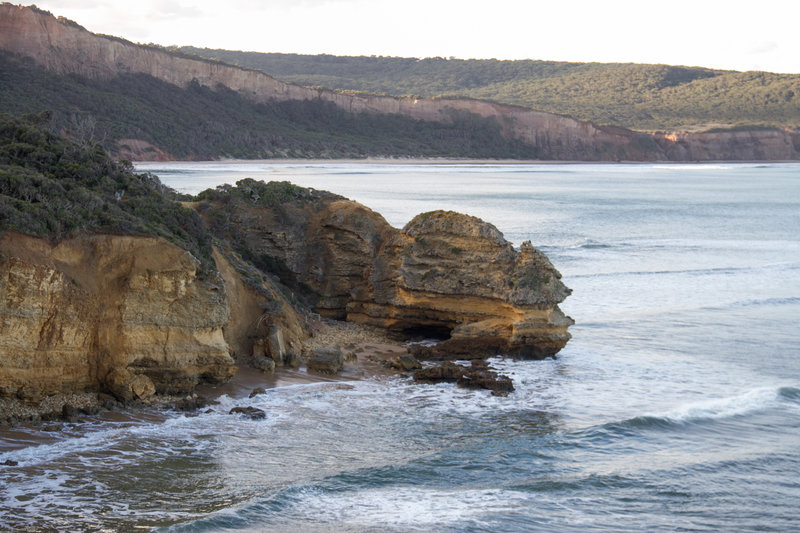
[0,320,410,432]
[133,158,800,167]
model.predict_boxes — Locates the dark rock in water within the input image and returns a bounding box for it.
[457,369,514,393]
[413,360,515,393]
[392,354,422,371]
[61,403,78,422]
[249,387,267,398]
[413,361,463,383]
[229,406,266,420]
[407,344,435,360]
[79,405,101,416]
[173,395,213,412]
[2,459,18,466]
[252,357,276,373]
[97,392,119,409]
[308,348,344,374]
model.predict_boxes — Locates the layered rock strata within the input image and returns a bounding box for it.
[352,211,574,359]
[1,4,797,161]
[202,193,573,359]
[0,232,236,400]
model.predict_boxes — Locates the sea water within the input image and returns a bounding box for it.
[1,162,799,532]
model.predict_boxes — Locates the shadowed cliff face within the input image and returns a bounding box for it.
[201,194,574,359]
[0,233,236,400]
[1,4,797,161]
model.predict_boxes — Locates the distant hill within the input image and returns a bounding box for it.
[1,4,797,161]
[178,48,800,132]
[0,52,537,160]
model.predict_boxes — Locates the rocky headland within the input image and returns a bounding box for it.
[0,177,573,423]
[0,98,574,428]
[197,180,573,360]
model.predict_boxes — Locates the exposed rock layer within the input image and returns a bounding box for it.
[1,4,797,161]
[0,232,236,399]
[203,195,573,359]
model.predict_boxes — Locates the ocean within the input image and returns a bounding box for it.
[1,162,799,532]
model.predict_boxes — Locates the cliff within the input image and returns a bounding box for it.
[1,4,797,161]
[200,184,573,359]
[0,233,236,401]
[0,113,317,405]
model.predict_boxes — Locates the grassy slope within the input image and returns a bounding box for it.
[179,48,800,132]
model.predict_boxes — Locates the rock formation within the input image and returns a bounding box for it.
[0,177,573,406]
[352,211,573,359]
[0,232,236,400]
[1,4,797,161]
[201,187,573,359]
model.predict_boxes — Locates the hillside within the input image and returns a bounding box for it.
[1,4,798,161]
[0,52,536,160]
[178,48,800,132]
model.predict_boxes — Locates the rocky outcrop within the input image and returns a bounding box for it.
[413,360,515,394]
[0,232,236,400]
[2,4,796,161]
[202,191,573,359]
[351,211,573,359]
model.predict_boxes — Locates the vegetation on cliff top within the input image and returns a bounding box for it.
[0,53,538,160]
[194,178,342,309]
[178,48,800,132]
[0,113,214,268]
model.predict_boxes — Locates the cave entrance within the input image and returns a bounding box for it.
[400,325,453,342]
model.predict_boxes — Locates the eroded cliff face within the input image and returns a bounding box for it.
[3,4,796,161]
[202,195,573,359]
[0,232,236,400]
[349,211,573,358]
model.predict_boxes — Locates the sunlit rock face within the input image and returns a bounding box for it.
[0,233,236,399]
[348,210,574,359]
[203,192,573,360]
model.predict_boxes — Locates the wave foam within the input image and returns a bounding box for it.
[627,386,797,429]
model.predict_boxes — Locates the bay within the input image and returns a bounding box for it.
[1,161,799,532]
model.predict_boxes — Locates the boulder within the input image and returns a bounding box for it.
[252,357,276,373]
[61,403,78,422]
[105,369,156,402]
[308,348,344,374]
[284,351,301,369]
[249,387,267,398]
[130,374,156,401]
[229,406,266,420]
[413,361,463,383]
[391,354,422,371]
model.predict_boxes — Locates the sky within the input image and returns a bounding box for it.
[29,0,800,73]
